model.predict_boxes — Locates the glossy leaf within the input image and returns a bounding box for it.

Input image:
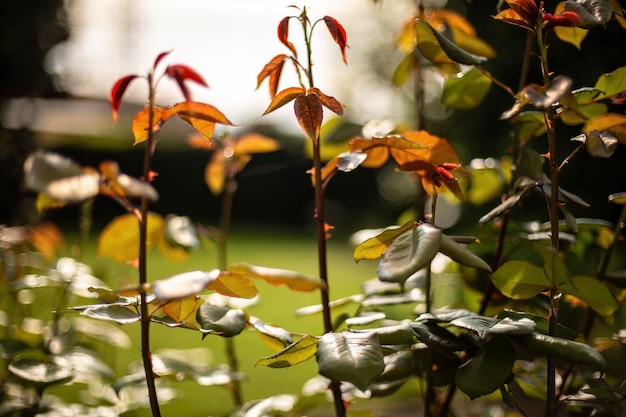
[456,336,516,399]
[164,214,200,250]
[438,234,492,272]
[132,105,165,145]
[9,358,73,388]
[555,2,589,48]
[563,0,613,28]
[228,263,326,292]
[24,151,85,192]
[349,324,416,345]
[110,74,138,122]
[165,101,233,126]
[256,334,319,368]
[442,67,492,110]
[250,318,293,351]
[582,113,626,143]
[522,333,606,370]
[98,212,164,263]
[609,192,626,204]
[533,243,569,287]
[112,173,159,201]
[416,19,488,66]
[74,317,132,348]
[196,304,247,337]
[353,220,418,261]
[257,54,287,97]
[308,87,344,116]
[491,260,552,299]
[493,0,539,31]
[572,130,619,158]
[277,17,298,57]
[377,223,442,284]
[316,332,385,391]
[561,275,619,316]
[263,87,305,115]
[295,94,323,142]
[323,16,348,64]
[207,273,259,299]
[153,270,219,301]
[594,65,626,100]
[81,305,140,324]
[165,64,208,101]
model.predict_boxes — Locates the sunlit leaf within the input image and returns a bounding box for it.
[533,243,569,287]
[349,324,416,345]
[98,212,164,263]
[493,0,539,31]
[336,151,368,173]
[263,87,305,115]
[571,130,619,158]
[594,65,626,100]
[308,87,344,116]
[583,113,626,144]
[256,334,319,368]
[250,317,293,351]
[316,332,385,391]
[392,52,419,86]
[205,151,226,195]
[132,106,165,145]
[609,192,626,204]
[377,223,442,285]
[28,222,63,260]
[228,263,326,292]
[416,19,488,66]
[165,64,208,101]
[295,94,323,142]
[233,133,280,155]
[561,275,618,316]
[153,270,219,301]
[563,0,614,28]
[442,67,492,110]
[560,88,607,125]
[390,131,461,169]
[207,273,259,299]
[164,214,200,250]
[110,74,139,123]
[74,317,132,348]
[456,336,515,399]
[439,234,492,272]
[24,151,83,193]
[353,220,418,261]
[165,101,233,128]
[555,2,589,48]
[81,305,140,324]
[491,260,552,299]
[153,51,171,69]
[515,111,548,141]
[523,76,573,109]
[9,358,73,388]
[196,304,247,337]
[112,174,159,201]
[522,333,606,370]
[278,17,298,58]
[44,171,100,203]
[257,54,287,97]
[612,0,626,28]
[323,16,348,64]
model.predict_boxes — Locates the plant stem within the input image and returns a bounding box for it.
[218,174,243,407]
[302,11,345,417]
[139,72,161,417]
[537,17,559,417]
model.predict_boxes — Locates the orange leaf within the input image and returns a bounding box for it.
[278,17,298,58]
[163,296,198,322]
[257,54,287,97]
[110,74,138,123]
[164,101,233,138]
[233,133,280,155]
[295,94,323,142]
[205,152,226,195]
[188,134,213,150]
[28,222,63,261]
[309,87,344,116]
[165,64,208,101]
[132,106,165,145]
[263,87,305,115]
[323,16,348,64]
[349,138,390,168]
[309,156,339,186]
[390,131,460,169]
[208,273,259,299]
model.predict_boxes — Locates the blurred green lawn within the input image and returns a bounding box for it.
[81,226,380,416]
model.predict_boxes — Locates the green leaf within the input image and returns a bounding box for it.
[416,20,488,66]
[410,322,471,352]
[81,305,140,324]
[442,67,492,110]
[522,333,606,370]
[392,52,419,86]
[152,270,219,301]
[438,234,492,273]
[8,358,74,388]
[515,111,548,142]
[533,243,569,287]
[377,223,441,285]
[316,332,385,391]
[491,260,552,299]
[196,304,247,337]
[449,316,536,338]
[595,65,626,100]
[517,147,544,180]
[349,324,416,345]
[456,336,516,399]
[256,334,319,368]
[560,88,607,125]
[561,275,619,316]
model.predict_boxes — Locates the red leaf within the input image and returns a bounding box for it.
[323,16,348,64]
[308,87,344,116]
[153,51,172,70]
[544,11,583,27]
[262,87,305,115]
[256,54,287,97]
[278,17,298,57]
[110,74,139,123]
[165,64,208,101]
[294,94,323,142]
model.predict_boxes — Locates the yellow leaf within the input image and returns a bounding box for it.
[157,236,190,263]
[353,220,418,261]
[98,212,164,263]
[233,133,280,155]
[554,2,588,49]
[163,296,198,322]
[256,335,319,368]
[204,152,226,195]
[583,113,626,143]
[207,273,259,299]
[132,106,165,145]
[228,263,326,292]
